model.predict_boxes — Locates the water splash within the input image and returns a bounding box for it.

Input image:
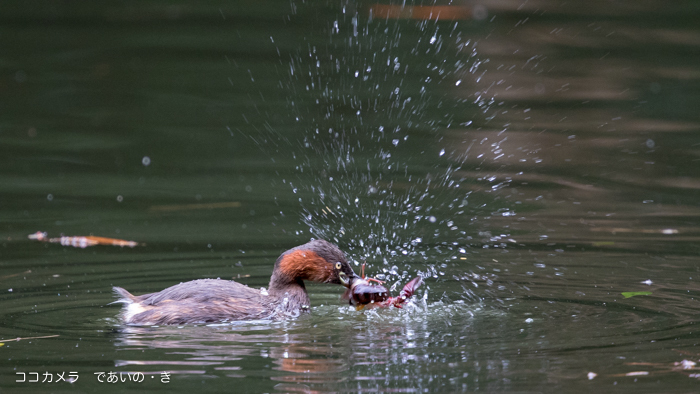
[235,2,515,300]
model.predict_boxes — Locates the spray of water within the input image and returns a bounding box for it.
[236,1,516,302]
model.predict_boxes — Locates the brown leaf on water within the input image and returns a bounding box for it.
[79,236,139,247]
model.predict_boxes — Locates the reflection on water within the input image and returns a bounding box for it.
[111,300,492,390]
[106,278,700,392]
[1,0,700,392]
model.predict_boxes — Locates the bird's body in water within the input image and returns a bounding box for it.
[112,240,357,325]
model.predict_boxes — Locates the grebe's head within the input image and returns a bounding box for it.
[276,239,358,287]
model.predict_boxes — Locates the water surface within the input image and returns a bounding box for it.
[1,0,700,392]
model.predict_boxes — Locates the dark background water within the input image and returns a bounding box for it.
[2,0,700,392]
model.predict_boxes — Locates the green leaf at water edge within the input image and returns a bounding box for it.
[621,291,652,298]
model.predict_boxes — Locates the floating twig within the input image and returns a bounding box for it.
[28,232,139,248]
[0,270,31,281]
[369,5,472,20]
[149,201,241,212]
[0,334,60,344]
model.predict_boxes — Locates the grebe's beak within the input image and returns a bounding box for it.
[339,271,358,288]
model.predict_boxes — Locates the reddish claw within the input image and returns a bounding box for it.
[360,262,386,285]
[393,276,423,308]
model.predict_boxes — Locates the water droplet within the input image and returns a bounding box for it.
[392,139,399,146]
[142,156,151,166]
[116,195,123,202]
[455,80,462,86]
[439,149,445,157]
[47,194,53,201]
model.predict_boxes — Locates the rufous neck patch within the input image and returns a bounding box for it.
[278,250,332,283]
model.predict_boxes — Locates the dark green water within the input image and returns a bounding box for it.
[2,0,700,392]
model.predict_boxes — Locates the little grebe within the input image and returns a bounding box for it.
[113,240,358,325]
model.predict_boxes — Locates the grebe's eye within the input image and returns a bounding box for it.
[335,262,342,270]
